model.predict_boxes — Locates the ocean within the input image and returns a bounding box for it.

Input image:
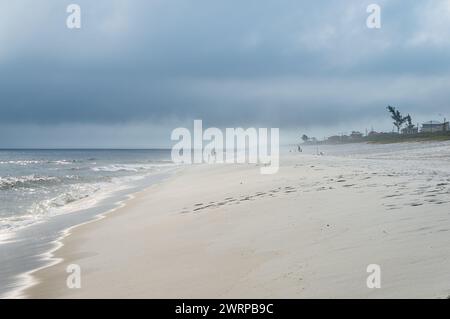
[0,149,175,297]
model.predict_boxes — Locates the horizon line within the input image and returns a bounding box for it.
[0,148,173,151]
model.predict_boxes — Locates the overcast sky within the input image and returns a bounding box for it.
[1,0,450,147]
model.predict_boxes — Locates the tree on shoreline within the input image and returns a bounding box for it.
[387,105,407,133]
[301,134,309,143]
[404,114,414,129]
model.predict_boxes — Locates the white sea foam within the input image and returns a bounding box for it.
[0,175,59,190]
[0,149,176,299]
[0,159,79,166]
[91,163,176,172]
[0,160,43,165]
[0,170,172,243]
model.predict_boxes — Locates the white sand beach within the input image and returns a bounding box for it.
[24,143,450,298]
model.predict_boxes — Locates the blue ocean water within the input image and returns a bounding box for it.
[0,149,174,297]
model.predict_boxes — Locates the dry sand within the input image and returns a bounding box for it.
[25,154,450,298]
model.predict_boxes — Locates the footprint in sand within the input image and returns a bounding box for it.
[384,194,402,198]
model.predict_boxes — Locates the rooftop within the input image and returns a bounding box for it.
[423,121,444,125]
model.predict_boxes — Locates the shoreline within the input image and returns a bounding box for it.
[5,192,132,299]
[23,151,450,298]
[3,168,179,299]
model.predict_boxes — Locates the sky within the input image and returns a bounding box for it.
[1,0,450,148]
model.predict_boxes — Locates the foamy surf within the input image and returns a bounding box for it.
[0,149,175,298]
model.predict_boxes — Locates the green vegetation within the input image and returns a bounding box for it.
[301,134,309,143]
[301,105,449,145]
[315,132,450,145]
[387,105,407,133]
[404,114,414,130]
[365,131,450,144]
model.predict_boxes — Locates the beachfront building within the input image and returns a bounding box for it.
[327,135,342,143]
[350,131,364,139]
[421,121,449,133]
[401,126,419,134]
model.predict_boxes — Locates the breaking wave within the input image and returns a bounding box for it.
[0,175,60,190]
[0,182,104,234]
[91,163,175,173]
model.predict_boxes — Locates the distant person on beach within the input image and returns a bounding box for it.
[210,148,216,162]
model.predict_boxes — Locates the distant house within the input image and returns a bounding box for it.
[421,121,449,133]
[401,126,418,135]
[350,131,363,139]
[326,135,351,143]
[327,135,342,143]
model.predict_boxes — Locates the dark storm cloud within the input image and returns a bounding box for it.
[1,0,450,133]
